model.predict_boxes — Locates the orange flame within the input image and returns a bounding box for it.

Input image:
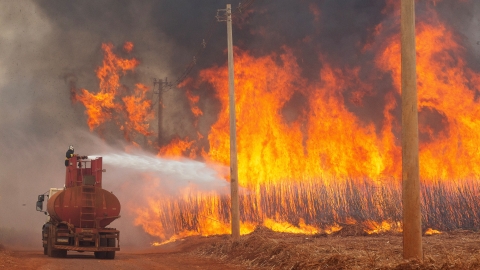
[136,4,480,240]
[424,228,441,235]
[122,83,154,137]
[159,137,196,159]
[376,9,480,180]
[186,90,203,117]
[364,220,402,235]
[78,3,480,242]
[201,48,394,186]
[123,41,134,53]
[75,42,153,142]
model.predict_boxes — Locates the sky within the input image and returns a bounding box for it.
[1,0,480,247]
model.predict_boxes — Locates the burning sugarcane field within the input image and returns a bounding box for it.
[2,0,480,269]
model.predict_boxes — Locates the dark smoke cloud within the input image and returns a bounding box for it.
[1,0,479,247]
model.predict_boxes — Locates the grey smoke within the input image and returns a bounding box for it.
[2,0,480,248]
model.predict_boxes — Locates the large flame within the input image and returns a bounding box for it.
[198,7,480,185]
[201,50,395,186]
[75,3,480,243]
[376,9,480,180]
[74,42,154,141]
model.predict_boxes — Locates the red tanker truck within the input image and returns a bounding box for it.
[36,155,121,259]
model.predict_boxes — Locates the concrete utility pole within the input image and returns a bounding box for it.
[401,0,423,260]
[218,4,240,239]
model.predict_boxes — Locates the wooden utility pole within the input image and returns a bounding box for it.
[154,78,164,147]
[401,0,423,260]
[226,3,240,239]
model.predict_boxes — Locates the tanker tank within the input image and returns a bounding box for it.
[46,185,121,228]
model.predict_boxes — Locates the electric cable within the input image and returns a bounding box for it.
[156,0,257,93]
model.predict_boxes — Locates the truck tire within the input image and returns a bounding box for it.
[106,251,115,259]
[47,231,54,257]
[55,249,67,258]
[48,242,67,258]
[94,251,106,259]
[106,238,116,259]
[43,224,49,256]
[46,226,67,258]
[94,237,108,259]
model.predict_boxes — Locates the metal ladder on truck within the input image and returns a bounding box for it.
[80,184,96,228]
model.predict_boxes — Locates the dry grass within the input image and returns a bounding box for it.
[147,179,480,240]
[195,226,480,270]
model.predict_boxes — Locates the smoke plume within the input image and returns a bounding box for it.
[1,0,480,247]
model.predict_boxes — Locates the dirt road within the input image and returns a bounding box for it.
[3,227,480,270]
[2,250,245,270]
[0,236,247,270]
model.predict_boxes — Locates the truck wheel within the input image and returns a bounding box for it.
[106,251,115,259]
[106,237,116,259]
[55,249,67,258]
[94,251,106,259]
[46,224,56,257]
[47,235,66,258]
[47,235,53,257]
[49,248,66,258]
[42,226,48,255]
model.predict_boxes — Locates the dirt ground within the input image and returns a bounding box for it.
[2,227,480,270]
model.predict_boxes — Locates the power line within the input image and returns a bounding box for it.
[159,0,256,91]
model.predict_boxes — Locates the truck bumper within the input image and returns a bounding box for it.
[53,245,120,252]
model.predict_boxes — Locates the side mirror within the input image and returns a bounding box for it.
[36,200,43,211]
[38,195,44,202]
